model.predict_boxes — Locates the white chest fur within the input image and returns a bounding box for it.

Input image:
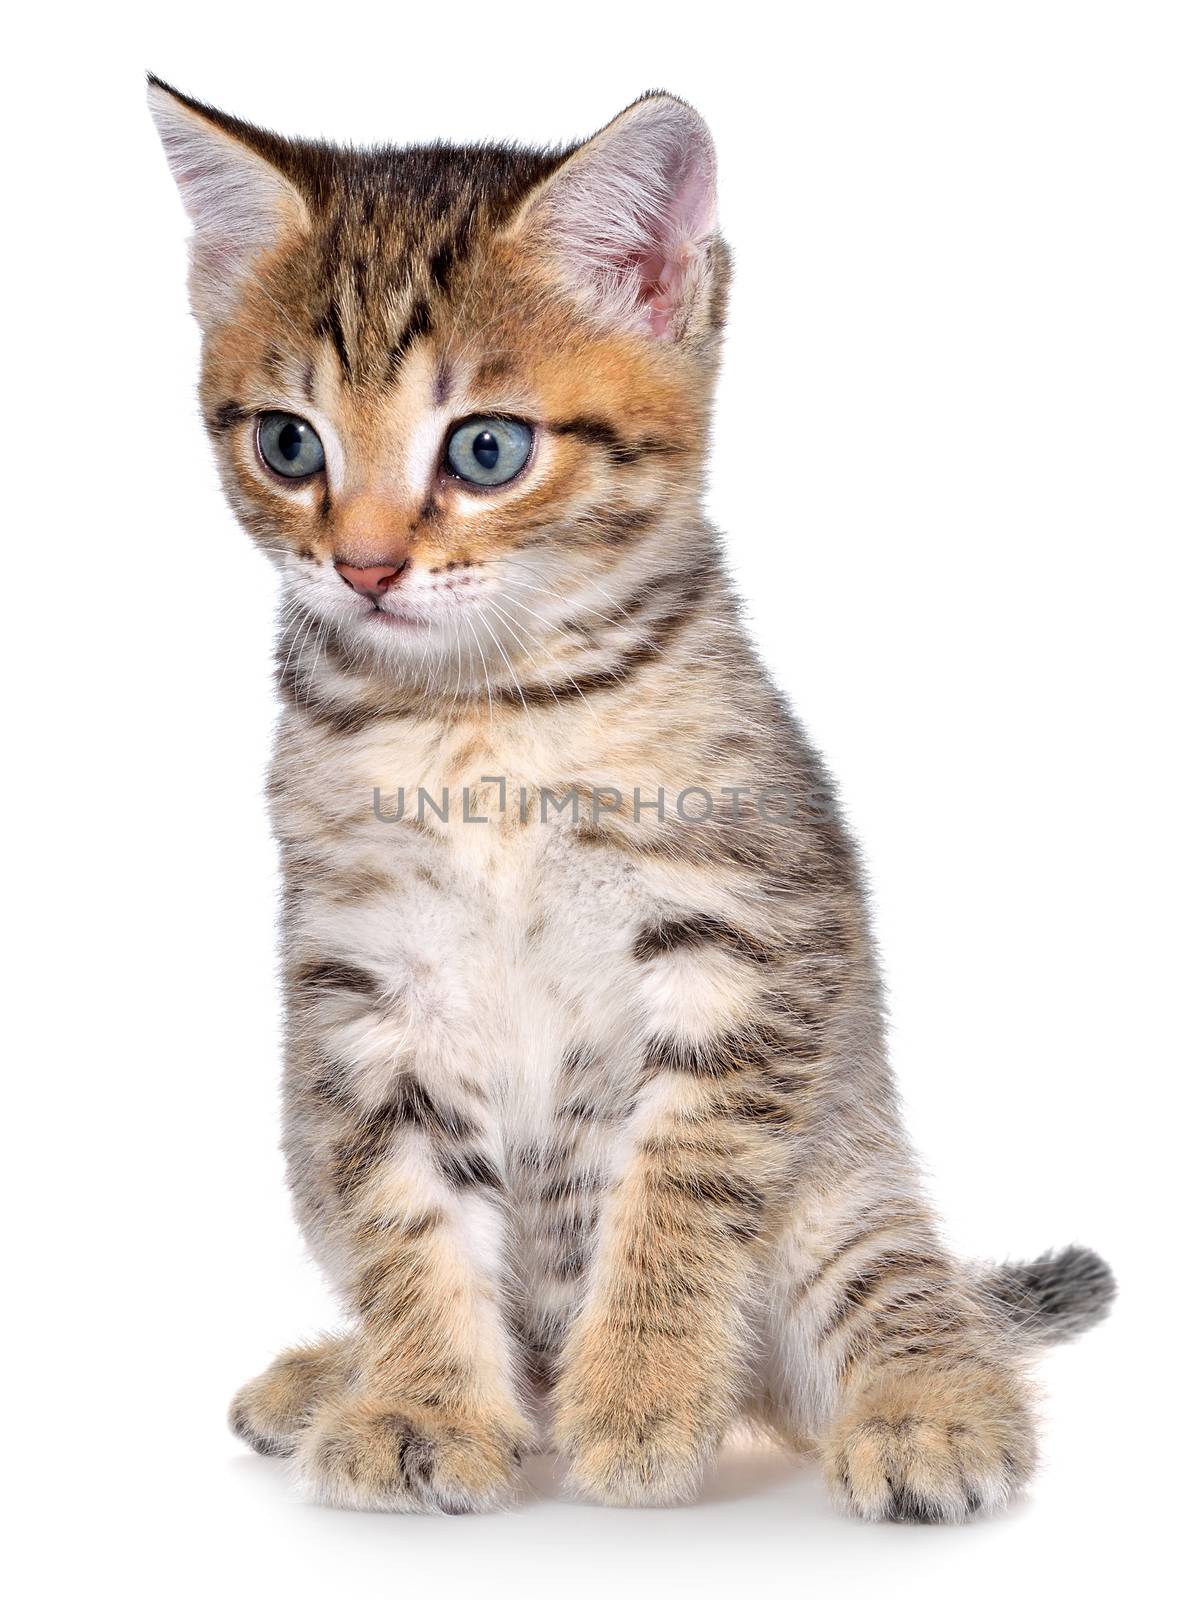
[274,712,664,1162]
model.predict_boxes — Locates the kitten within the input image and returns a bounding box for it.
[149,78,1114,1520]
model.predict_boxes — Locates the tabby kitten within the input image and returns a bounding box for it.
[149,78,1113,1520]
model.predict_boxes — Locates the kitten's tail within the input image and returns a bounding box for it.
[980,1245,1116,1346]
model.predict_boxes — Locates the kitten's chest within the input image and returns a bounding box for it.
[276,717,654,1134]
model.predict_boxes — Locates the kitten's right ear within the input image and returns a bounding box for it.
[505,93,720,344]
[147,76,308,326]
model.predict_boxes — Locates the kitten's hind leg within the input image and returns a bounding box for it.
[757,1185,1036,1523]
[229,1334,350,1459]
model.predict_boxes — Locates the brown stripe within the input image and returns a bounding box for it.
[798,1209,929,1295]
[276,656,402,735]
[437,1147,503,1190]
[817,1254,948,1345]
[292,959,377,996]
[550,415,684,467]
[313,300,353,380]
[329,1075,483,1202]
[388,297,432,373]
[720,1089,794,1128]
[632,914,774,964]
[208,401,249,433]
[496,568,712,709]
[643,1022,791,1080]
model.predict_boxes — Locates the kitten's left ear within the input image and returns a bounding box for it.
[509,93,719,342]
[147,75,309,326]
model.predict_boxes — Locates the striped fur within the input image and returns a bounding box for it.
[150,80,1113,1520]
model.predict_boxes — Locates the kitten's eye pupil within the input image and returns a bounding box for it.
[472,431,500,471]
[278,421,304,462]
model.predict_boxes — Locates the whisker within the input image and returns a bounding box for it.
[477,603,531,724]
[459,609,494,722]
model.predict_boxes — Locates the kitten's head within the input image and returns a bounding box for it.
[150,80,728,695]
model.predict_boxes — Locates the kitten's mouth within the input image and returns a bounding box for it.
[366,607,431,629]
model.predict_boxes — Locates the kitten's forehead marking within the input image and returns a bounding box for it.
[391,341,452,497]
[312,337,449,508]
[307,406,345,497]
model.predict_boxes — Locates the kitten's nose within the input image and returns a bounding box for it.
[334,560,406,598]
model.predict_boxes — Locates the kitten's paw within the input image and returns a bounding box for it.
[297,1395,530,1513]
[558,1415,713,1508]
[229,1335,349,1459]
[822,1364,1036,1523]
[555,1371,717,1507]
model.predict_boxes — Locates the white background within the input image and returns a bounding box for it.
[6,4,1196,1595]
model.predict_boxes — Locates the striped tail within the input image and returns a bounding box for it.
[981,1245,1116,1345]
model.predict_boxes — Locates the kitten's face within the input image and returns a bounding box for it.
[152,85,726,690]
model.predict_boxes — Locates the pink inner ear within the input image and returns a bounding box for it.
[632,238,673,336]
[635,149,716,338]
[627,243,671,336]
[646,294,676,339]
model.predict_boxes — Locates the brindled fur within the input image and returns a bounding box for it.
[150,78,1114,1521]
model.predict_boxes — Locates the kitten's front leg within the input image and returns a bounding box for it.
[294,1070,534,1513]
[553,1029,798,1507]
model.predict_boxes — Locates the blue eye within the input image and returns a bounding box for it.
[257,412,325,479]
[445,417,533,486]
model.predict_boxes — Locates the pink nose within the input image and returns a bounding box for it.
[334,561,405,598]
